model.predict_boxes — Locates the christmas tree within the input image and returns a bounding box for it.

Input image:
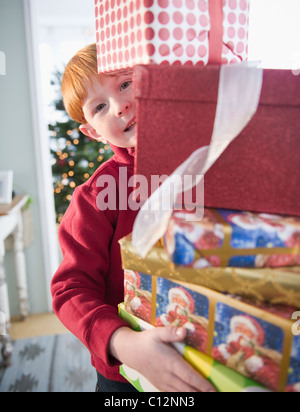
[49,71,113,223]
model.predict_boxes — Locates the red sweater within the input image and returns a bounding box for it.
[51,144,138,382]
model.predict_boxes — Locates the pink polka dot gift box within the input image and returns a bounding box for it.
[95,0,250,73]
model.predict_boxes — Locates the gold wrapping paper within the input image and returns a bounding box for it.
[120,235,300,308]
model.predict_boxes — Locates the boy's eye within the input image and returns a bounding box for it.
[95,103,105,113]
[120,80,132,91]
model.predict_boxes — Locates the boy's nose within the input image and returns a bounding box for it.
[115,101,130,117]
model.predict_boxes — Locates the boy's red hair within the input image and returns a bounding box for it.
[61,43,103,124]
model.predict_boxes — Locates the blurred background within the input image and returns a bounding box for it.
[0,0,299,319]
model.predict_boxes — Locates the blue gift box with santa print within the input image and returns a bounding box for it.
[286,336,300,392]
[212,302,284,391]
[123,269,299,392]
[165,208,300,269]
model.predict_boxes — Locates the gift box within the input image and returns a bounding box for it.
[164,208,300,269]
[120,236,300,392]
[120,364,159,392]
[121,236,300,308]
[119,303,269,392]
[95,0,250,73]
[122,270,299,392]
[133,64,300,217]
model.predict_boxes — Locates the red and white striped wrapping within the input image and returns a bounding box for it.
[95,0,250,73]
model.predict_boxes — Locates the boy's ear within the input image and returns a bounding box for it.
[79,124,108,144]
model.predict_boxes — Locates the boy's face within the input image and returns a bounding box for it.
[80,70,136,148]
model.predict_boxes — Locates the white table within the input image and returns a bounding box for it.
[0,195,30,366]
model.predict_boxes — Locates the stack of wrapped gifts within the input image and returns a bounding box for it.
[120,224,300,392]
[95,0,300,392]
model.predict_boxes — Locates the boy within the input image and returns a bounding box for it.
[51,43,215,393]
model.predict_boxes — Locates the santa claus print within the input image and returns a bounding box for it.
[156,279,209,353]
[213,305,283,391]
[224,210,300,268]
[124,270,152,324]
[285,336,300,392]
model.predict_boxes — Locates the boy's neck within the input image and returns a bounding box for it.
[110,143,135,165]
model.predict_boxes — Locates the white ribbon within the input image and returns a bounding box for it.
[132,62,263,258]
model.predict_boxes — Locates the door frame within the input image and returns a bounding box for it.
[23,0,60,311]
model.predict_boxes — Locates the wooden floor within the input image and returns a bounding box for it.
[10,313,68,340]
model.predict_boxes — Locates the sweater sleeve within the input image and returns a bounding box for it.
[51,182,129,370]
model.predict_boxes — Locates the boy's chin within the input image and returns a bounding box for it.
[104,134,136,148]
[130,137,137,148]
[124,135,137,148]
[112,140,137,149]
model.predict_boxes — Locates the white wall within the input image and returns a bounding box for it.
[248,0,300,69]
[0,0,56,315]
[0,0,95,317]
[36,0,95,124]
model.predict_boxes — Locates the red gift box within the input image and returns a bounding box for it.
[95,0,250,73]
[133,64,300,217]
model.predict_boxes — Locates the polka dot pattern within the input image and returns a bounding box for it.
[222,0,250,64]
[95,0,250,73]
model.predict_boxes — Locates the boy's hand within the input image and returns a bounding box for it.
[109,326,216,392]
